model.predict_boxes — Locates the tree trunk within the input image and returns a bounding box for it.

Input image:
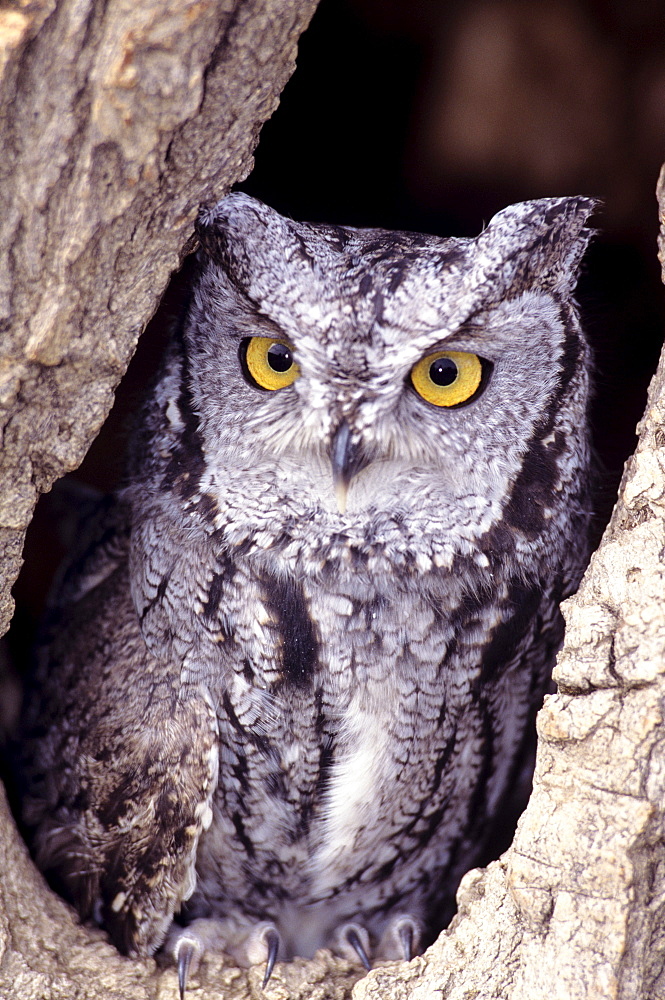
[2,3,665,995]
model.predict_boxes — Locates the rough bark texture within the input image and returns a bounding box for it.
[2,1,665,994]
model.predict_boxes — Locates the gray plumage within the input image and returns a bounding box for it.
[18,193,596,979]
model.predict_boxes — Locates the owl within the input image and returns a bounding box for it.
[18,193,596,996]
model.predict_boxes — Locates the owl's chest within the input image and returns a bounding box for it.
[197,551,531,901]
[215,557,462,729]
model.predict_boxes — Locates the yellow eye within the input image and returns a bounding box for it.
[243,337,299,391]
[410,350,483,407]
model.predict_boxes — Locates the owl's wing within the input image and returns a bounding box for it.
[87,691,219,956]
[20,505,219,957]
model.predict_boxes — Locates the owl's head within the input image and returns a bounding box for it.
[174,194,596,544]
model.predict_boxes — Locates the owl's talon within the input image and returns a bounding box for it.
[178,942,194,1000]
[261,926,280,987]
[344,925,372,971]
[378,913,421,961]
[399,921,414,961]
[172,934,203,1000]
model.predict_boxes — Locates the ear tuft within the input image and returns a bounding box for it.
[479,196,600,294]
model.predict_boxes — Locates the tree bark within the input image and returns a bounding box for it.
[2,3,665,995]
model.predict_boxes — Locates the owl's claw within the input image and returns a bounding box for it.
[262,926,280,987]
[378,913,422,962]
[178,940,195,1000]
[167,917,280,987]
[344,924,372,971]
[171,933,203,1000]
[398,919,415,961]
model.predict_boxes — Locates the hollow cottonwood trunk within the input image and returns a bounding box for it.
[1,4,665,995]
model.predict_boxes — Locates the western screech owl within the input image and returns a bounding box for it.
[18,193,596,994]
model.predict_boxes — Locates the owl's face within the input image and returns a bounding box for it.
[179,195,593,546]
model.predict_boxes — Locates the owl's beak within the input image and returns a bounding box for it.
[330,422,365,515]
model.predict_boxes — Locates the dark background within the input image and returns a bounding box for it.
[5,0,665,735]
